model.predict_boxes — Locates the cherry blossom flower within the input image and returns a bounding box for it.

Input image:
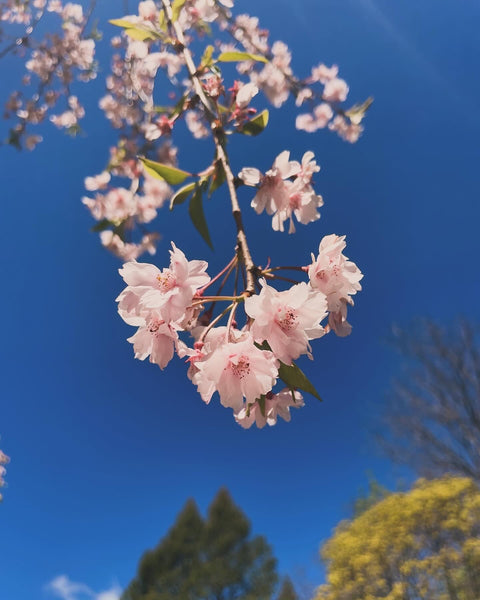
[250,41,292,108]
[275,151,323,233]
[322,78,349,103]
[235,389,304,428]
[0,449,9,501]
[138,0,157,21]
[245,280,327,364]
[127,312,179,369]
[240,150,300,215]
[235,82,259,109]
[117,243,210,324]
[84,172,111,192]
[308,234,363,336]
[25,135,43,150]
[233,14,269,55]
[100,231,159,261]
[296,103,333,133]
[82,187,137,222]
[329,115,363,143]
[185,111,209,139]
[50,95,84,130]
[310,63,338,83]
[194,333,279,412]
[241,151,323,233]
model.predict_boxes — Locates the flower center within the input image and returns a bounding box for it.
[229,355,251,379]
[289,192,302,209]
[148,319,164,334]
[276,306,298,332]
[156,269,176,292]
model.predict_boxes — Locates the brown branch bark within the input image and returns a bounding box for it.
[161,0,256,295]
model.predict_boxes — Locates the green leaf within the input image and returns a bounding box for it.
[171,0,187,22]
[140,157,191,185]
[169,93,189,119]
[189,187,213,249]
[170,181,196,210]
[153,105,171,114]
[201,44,214,68]
[158,9,167,30]
[240,109,269,136]
[344,96,374,125]
[257,395,266,417]
[278,361,322,401]
[109,19,159,41]
[208,160,226,196]
[109,18,137,28]
[91,218,111,233]
[217,51,268,64]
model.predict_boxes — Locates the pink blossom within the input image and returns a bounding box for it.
[145,51,183,78]
[185,111,209,139]
[329,115,363,143]
[327,301,352,338]
[235,389,304,428]
[295,88,313,107]
[117,243,210,324]
[25,135,43,150]
[273,151,323,234]
[0,449,9,501]
[100,231,159,261]
[141,172,171,212]
[233,14,269,55]
[194,333,279,412]
[311,63,338,84]
[82,187,137,222]
[235,82,259,109]
[138,0,157,21]
[47,1,62,13]
[296,103,333,133]
[50,95,84,129]
[244,150,300,216]
[322,78,349,103]
[127,313,178,369]
[308,234,363,335]
[250,62,289,108]
[62,3,83,24]
[84,171,111,192]
[245,281,327,364]
[241,151,323,233]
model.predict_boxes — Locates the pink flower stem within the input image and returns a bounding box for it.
[197,255,237,294]
[199,303,235,342]
[225,302,238,342]
[161,0,257,295]
[264,272,301,285]
[263,266,307,273]
[204,258,239,319]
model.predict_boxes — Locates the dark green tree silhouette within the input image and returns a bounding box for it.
[276,576,299,600]
[122,488,278,600]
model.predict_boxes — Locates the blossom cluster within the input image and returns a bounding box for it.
[240,150,323,234]
[2,0,97,149]
[116,234,362,428]
[0,449,9,501]
[1,1,368,442]
[76,0,370,260]
[226,17,366,141]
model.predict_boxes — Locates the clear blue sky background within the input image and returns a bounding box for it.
[1,0,480,598]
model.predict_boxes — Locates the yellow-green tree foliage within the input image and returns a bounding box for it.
[316,477,480,600]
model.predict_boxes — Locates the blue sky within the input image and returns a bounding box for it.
[1,0,480,598]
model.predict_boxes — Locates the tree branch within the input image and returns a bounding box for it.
[160,0,256,295]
